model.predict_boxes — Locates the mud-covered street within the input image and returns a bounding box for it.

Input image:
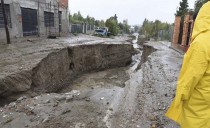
[0,34,184,128]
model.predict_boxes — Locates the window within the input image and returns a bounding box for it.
[44,12,54,27]
[0,4,12,28]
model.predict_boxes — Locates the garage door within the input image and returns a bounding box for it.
[21,8,38,36]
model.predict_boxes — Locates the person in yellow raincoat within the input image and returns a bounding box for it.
[166,1,210,128]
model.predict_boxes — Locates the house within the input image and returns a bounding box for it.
[0,0,69,41]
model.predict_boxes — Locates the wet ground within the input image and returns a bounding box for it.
[0,35,184,128]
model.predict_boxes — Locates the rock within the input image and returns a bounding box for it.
[100,97,104,100]
[53,102,59,107]
[137,125,140,128]
[66,95,73,102]
[75,123,85,128]
[34,96,41,100]
[109,75,118,79]
[149,115,157,121]
[44,99,50,104]
[24,124,29,127]
[17,96,27,102]
[151,124,157,128]
[97,111,102,115]
[65,90,80,97]
[62,109,71,115]
[109,108,113,111]
[8,102,17,108]
[57,95,66,101]
[29,106,35,109]
[42,116,50,123]
[3,116,13,125]
[85,98,90,102]
[72,90,80,96]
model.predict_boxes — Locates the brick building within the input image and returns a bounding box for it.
[0,0,69,42]
[172,12,194,52]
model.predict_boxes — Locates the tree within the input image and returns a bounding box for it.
[76,11,84,21]
[176,0,189,16]
[114,14,118,23]
[70,12,96,25]
[194,0,208,13]
[69,11,85,24]
[95,20,105,27]
[140,18,172,41]
[105,17,119,36]
[140,18,154,39]
[85,15,95,25]
[124,23,130,34]
[134,25,139,32]
[118,22,124,30]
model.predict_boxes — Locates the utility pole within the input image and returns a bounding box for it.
[37,0,40,36]
[1,0,10,44]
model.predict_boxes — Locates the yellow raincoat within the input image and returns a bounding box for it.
[166,2,210,128]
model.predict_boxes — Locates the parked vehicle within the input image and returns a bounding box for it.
[94,27,111,37]
[94,29,107,36]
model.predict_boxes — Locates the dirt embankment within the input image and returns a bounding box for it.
[0,44,134,106]
[136,43,157,70]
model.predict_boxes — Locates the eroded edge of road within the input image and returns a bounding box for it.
[0,43,135,106]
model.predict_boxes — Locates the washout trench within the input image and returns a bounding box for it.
[0,39,183,128]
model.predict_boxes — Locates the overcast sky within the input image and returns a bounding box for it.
[69,0,196,25]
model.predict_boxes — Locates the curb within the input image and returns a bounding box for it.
[160,42,185,55]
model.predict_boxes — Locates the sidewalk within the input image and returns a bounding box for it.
[160,41,185,55]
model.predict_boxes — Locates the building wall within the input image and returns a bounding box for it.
[172,13,194,53]
[0,0,23,40]
[181,15,190,46]
[0,0,69,41]
[181,14,194,46]
[172,16,181,45]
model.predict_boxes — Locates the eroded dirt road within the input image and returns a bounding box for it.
[0,36,183,128]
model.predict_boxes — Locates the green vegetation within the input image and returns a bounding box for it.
[175,0,189,17]
[118,22,130,34]
[69,11,84,24]
[194,0,208,13]
[69,11,97,26]
[105,15,119,36]
[139,19,172,41]
[70,12,131,36]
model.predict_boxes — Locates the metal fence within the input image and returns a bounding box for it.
[70,23,95,34]
[70,24,83,33]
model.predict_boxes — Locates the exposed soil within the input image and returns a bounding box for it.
[0,34,134,106]
[0,35,183,128]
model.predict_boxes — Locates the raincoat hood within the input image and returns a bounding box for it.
[191,1,210,42]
